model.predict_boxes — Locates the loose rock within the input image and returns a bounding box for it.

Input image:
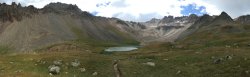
[163,59,169,61]
[211,56,216,59]
[144,62,155,67]
[92,72,98,76]
[214,58,223,64]
[71,59,80,67]
[79,67,86,72]
[53,60,63,66]
[244,58,248,60]
[9,61,14,64]
[15,70,23,73]
[225,55,232,60]
[176,70,181,74]
[246,70,249,74]
[48,65,61,75]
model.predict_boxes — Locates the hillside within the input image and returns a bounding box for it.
[0,2,138,51]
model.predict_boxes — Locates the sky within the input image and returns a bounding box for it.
[0,0,250,22]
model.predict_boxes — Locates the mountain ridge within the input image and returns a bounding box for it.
[0,2,250,51]
[0,2,139,51]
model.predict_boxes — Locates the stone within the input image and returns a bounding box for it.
[225,55,232,60]
[71,59,80,67]
[92,72,98,76]
[48,65,60,75]
[195,52,201,54]
[246,70,249,74]
[15,70,23,73]
[225,45,231,48]
[53,60,63,66]
[214,58,223,64]
[79,67,86,72]
[211,56,216,59]
[65,72,68,74]
[244,58,248,60]
[144,62,155,67]
[9,61,14,64]
[237,65,241,68]
[176,70,181,74]
[163,59,169,61]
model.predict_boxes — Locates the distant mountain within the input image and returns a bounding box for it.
[209,11,234,26]
[0,2,250,51]
[138,15,199,44]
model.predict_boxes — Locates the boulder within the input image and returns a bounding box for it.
[48,65,61,75]
[225,55,232,60]
[53,60,63,66]
[71,59,80,67]
[92,72,98,76]
[144,62,155,67]
[213,58,223,64]
[79,67,86,72]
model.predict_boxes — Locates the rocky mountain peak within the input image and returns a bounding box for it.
[187,14,199,22]
[163,16,174,20]
[209,11,234,26]
[0,2,39,22]
[42,2,82,14]
[236,15,250,24]
[0,2,94,22]
[197,14,213,23]
[216,11,233,22]
[146,18,160,23]
[188,14,198,19]
[159,16,174,23]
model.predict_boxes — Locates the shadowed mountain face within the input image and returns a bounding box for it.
[0,2,138,51]
[209,11,234,26]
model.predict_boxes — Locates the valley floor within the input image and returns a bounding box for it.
[1,44,250,77]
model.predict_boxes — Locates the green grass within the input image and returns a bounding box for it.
[0,45,12,54]
[69,25,139,52]
[2,25,250,76]
[1,43,250,77]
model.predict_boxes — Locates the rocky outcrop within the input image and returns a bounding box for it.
[0,2,38,22]
[0,2,93,23]
[42,2,83,16]
[136,14,199,44]
[236,15,250,24]
[159,16,174,24]
[176,14,214,40]
[210,11,234,26]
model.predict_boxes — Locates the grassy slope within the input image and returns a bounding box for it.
[1,25,250,76]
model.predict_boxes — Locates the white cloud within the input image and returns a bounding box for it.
[0,0,249,21]
[201,0,250,18]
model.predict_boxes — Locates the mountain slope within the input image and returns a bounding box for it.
[176,12,250,48]
[0,2,138,51]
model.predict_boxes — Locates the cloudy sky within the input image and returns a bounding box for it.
[1,0,250,22]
